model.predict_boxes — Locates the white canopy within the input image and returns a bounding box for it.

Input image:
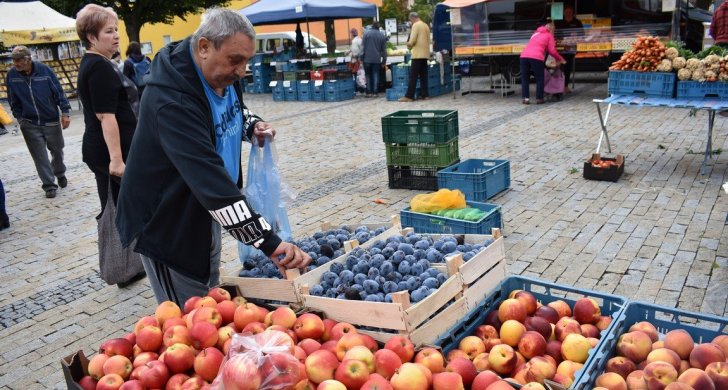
[0,1,77,45]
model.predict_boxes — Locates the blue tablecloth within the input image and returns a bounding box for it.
[601,94,728,111]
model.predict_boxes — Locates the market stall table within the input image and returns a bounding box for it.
[593,94,728,175]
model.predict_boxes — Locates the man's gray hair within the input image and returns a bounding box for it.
[409,11,419,19]
[191,7,256,50]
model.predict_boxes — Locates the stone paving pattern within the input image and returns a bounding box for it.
[0,81,726,389]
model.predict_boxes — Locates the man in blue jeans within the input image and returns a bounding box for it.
[361,22,387,97]
[6,46,71,198]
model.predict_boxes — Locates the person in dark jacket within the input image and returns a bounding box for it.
[361,22,388,97]
[123,41,151,96]
[116,8,311,306]
[554,5,583,92]
[6,45,71,198]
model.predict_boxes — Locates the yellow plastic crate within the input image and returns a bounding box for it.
[511,44,526,54]
[473,46,493,54]
[577,42,612,52]
[490,45,513,54]
[454,46,475,55]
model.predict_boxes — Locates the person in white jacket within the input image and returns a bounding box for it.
[349,28,363,59]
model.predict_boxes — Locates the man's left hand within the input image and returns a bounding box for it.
[61,116,70,129]
[253,121,276,145]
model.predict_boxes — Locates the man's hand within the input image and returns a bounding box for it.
[270,242,312,277]
[253,121,276,146]
[109,158,125,177]
[61,115,70,129]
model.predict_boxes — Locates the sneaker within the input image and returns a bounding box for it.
[57,176,67,188]
[398,97,414,102]
[45,189,57,198]
[536,99,545,104]
[0,215,9,231]
[522,98,530,104]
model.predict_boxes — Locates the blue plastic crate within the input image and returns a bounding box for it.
[386,87,407,101]
[608,71,676,98]
[438,159,511,201]
[392,65,410,79]
[298,89,312,101]
[676,81,728,99]
[575,301,728,390]
[400,200,502,235]
[435,275,628,390]
[324,88,355,102]
[272,84,285,101]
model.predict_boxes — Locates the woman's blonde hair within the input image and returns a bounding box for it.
[76,4,117,49]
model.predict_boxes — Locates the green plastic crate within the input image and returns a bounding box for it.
[385,138,459,167]
[381,110,459,144]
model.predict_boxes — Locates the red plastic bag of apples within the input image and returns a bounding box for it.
[210,329,306,390]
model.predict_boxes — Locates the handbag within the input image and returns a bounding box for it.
[97,181,144,285]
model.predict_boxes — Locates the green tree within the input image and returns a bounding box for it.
[409,0,440,26]
[45,0,229,43]
[379,0,408,24]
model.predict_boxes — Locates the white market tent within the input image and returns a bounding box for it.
[0,1,77,46]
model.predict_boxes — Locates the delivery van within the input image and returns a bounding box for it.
[255,31,330,56]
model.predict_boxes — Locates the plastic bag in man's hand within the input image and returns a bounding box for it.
[238,135,295,264]
[211,329,306,390]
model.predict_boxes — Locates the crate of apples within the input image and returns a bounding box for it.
[434,276,627,389]
[585,301,728,390]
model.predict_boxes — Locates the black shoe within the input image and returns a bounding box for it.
[57,176,67,188]
[0,216,9,231]
[117,270,147,288]
[45,189,57,198]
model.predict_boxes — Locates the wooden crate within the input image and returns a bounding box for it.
[221,219,401,304]
[297,228,506,345]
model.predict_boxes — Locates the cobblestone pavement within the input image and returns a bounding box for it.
[0,80,726,389]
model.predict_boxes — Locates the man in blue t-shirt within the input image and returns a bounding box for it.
[117,8,311,306]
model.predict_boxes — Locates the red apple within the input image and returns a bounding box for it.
[270,307,298,329]
[165,373,191,390]
[433,371,464,390]
[330,322,357,341]
[259,353,307,389]
[164,325,192,348]
[194,347,224,381]
[89,354,111,380]
[216,300,237,326]
[96,374,124,390]
[306,349,340,384]
[164,343,196,374]
[118,380,144,390]
[190,321,219,350]
[136,325,163,352]
[102,355,133,380]
[414,347,444,374]
[293,313,325,340]
[334,359,370,390]
[194,296,217,309]
[234,303,261,331]
[384,336,415,364]
[242,321,266,334]
[208,287,232,302]
[445,357,477,387]
[99,338,134,358]
[191,306,222,328]
[373,348,402,379]
[221,353,261,390]
[183,297,200,314]
[360,373,393,390]
[134,316,160,335]
[322,319,338,341]
[391,362,428,390]
[299,338,322,356]
[139,360,170,389]
[78,375,97,390]
[471,370,500,390]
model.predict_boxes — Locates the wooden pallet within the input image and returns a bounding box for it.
[298,227,506,345]
[220,219,401,304]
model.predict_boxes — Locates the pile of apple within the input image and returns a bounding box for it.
[442,290,614,388]
[76,285,528,390]
[593,322,727,390]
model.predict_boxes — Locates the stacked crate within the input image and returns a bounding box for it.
[382,110,460,190]
[386,63,459,101]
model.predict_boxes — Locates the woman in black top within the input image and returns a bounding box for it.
[75,4,138,211]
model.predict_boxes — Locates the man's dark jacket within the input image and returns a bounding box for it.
[116,37,281,282]
[6,61,70,125]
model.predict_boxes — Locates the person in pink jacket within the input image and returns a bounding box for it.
[520,23,565,104]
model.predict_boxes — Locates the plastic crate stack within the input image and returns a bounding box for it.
[386,63,460,101]
[272,69,354,102]
[249,61,275,94]
[382,110,460,191]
